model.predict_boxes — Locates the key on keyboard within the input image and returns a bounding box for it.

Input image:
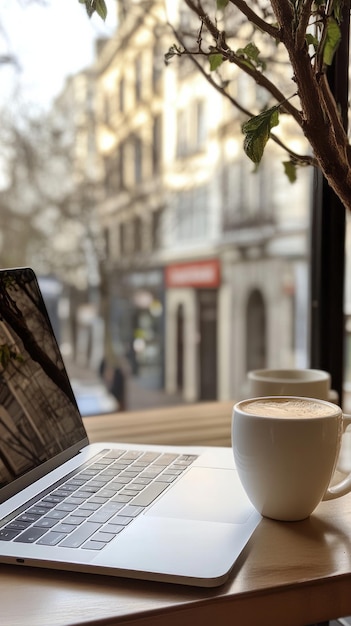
[0,449,198,550]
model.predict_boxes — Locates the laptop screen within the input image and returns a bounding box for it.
[0,267,87,493]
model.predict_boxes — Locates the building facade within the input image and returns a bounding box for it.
[91,0,311,402]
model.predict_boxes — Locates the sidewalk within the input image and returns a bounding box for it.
[65,358,187,413]
[125,375,187,411]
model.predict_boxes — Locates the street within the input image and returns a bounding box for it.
[65,358,186,415]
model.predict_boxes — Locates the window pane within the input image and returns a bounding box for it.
[1,0,341,417]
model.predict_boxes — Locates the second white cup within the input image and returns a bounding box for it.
[247,368,338,403]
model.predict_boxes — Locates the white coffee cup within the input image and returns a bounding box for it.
[247,368,338,403]
[232,396,351,521]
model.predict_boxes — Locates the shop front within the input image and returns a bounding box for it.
[109,268,165,390]
[164,258,221,402]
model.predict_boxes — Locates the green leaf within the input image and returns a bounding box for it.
[237,43,259,63]
[283,161,297,183]
[236,43,266,71]
[217,0,229,8]
[323,18,341,66]
[242,107,279,163]
[305,33,319,49]
[333,0,344,23]
[209,53,224,71]
[82,0,94,18]
[79,0,107,20]
[95,0,107,21]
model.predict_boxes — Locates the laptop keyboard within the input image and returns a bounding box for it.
[0,449,198,551]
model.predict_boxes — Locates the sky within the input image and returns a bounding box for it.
[0,0,117,108]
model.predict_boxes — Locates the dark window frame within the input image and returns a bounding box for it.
[310,8,349,404]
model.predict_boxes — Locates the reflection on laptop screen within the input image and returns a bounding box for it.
[0,268,86,489]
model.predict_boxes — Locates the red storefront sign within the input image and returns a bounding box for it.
[165,259,221,288]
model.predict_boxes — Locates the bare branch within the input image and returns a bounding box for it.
[318,72,350,162]
[180,1,303,124]
[227,0,281,40]
[168,20,314,167]
[295,0,314,50]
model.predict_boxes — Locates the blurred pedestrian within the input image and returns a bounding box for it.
[99,352,128,411]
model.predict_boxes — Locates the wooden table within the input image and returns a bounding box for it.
[1,401,351,626]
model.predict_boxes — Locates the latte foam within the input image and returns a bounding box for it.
[240,398,337,418]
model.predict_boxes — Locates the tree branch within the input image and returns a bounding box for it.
[227,0,281,40]
[181,1,303,124]
[295,0,314,50]
[270,0,350,170]
[168,21,315,167]
[318,72,350,162]
[168,0,351,210]
[270,0,296,45]
[220,45,303,124]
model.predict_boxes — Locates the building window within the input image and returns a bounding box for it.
[103,94,110,125]
[118,76,125,113]
[104,227,110,260]
[104,152,119,195]
[118,142,125,189]
[151,208,162,250]
[222,160,241,229]
[134,136,143,183]
[152,115,162,175]
[176,109,187,158]
[175,185,208,241]
[119,222,128,256]
[135,55,142,102]
[133,216,142,253]
[152,42,163,94]
[222,158,274,229]
[194,100,206,150]
[176,100,207,157]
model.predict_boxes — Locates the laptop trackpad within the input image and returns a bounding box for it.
[146,467,255,524]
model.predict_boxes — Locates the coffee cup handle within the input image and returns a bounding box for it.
[323,414,351,501]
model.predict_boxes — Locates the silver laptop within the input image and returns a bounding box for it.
[0,267,260,587]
